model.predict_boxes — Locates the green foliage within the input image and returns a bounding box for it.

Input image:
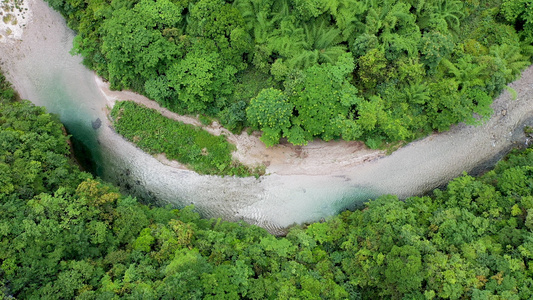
[101,0,184,89]
[45,0,533,148]
[282,19,348,69]
[143,75,176,108]
[501,0,533,43]
[246,53,365,146]
[0,73,17,102]
[218,100,247,133]
[111,101,260,177]
[419,31,455,71]
[167,40,238,113]
[0,86,85,202]
[246,88,293,147]
[288,53,361,143]
[336,148,533,299]
[5,70,533,298]
[357,47,390,90]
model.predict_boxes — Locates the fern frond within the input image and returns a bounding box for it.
[334,0,367,39]
[404,80,430,105]
[288,50,320,69]
[305,21,342,50]
[490,44,530,81]
[272,0,290,22]
[319,45,349,64]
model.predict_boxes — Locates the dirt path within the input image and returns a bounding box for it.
[96,76,385,176]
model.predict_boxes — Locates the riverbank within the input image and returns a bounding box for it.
[109,100,264,177]
[96,75,385,176]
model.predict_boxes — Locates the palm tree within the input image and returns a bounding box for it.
[365,2,420,60]
[284,20,347,68]
[233,0,276,43]
[441,56,485,91]
[489,44,530,82]
[268,19,307,58]
[431,0,464,32]
[271,0,290,22]
[330,0,368,41]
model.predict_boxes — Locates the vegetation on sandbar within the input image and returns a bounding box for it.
[110,100,263,177]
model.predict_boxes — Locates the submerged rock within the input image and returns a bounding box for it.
[92,118,101,129]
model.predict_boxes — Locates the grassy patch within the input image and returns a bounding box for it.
[110,101,263,177]
[525,126,533,136]
[383,140,407,155]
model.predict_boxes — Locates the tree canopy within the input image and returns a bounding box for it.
[3,71,533,298]
[45,0,533,148]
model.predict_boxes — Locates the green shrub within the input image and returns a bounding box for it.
[110,101,262,177]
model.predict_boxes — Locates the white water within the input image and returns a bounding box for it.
[1,0,533,234]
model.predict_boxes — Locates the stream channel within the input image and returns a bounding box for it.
[2,0,533,234]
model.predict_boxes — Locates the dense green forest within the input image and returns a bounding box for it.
[3,71,533,298]
[45,0,532,148]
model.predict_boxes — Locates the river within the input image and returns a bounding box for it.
[1,0,533,234]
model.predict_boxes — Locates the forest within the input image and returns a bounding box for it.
[3,0,533,298]
[45,0,533,148]
[3,71,533,298]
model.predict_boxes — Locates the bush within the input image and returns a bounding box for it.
[110,101,262,177]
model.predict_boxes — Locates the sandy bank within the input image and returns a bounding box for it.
[95,76,385,176]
